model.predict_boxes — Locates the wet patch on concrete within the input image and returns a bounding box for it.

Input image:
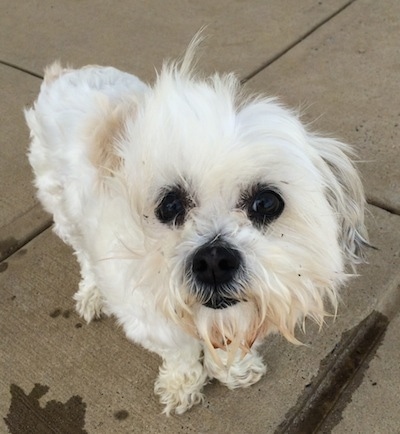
[276,310,389,434]
[15,248,28,257]
[0,216,53,261]
[0,237,18,261]
[114,409,129,420]
[49,308,62,318]
[4,383,87,434]
[49,308,72,319]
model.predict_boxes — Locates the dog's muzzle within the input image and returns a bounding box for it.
[191,240,242,309]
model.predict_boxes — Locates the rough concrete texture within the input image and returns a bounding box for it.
[1,0,350,79]
[332,313,400,433]
[1,0,400,432]
[0,66,50,260]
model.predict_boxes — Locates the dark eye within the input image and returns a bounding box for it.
[247,188,284,225]
[156,188,187,226]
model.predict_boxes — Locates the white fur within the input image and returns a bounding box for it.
[25,44,368,415]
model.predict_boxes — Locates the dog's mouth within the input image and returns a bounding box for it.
[202,290,240,310]
[189,279,246,310]
[186,299,270,367]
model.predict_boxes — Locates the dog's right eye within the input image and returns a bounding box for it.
[156,188,187,226]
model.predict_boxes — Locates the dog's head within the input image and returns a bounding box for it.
[95,45,368,360]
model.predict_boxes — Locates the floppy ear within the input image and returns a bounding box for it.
[310,136,369,265]
[85,97,137,178]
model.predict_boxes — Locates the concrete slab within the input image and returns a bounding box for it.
[1,0,350,80]
[1,205,399,432]
[332,312,400,433]
[0,65,51,261]
[247,0,400,213]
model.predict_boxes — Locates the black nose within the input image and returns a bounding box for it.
[192,242,241,286]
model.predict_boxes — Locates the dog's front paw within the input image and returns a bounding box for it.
[73,282,103,323]
[204,349,266,389]
[154,360,207,415]
[222,353,266,389]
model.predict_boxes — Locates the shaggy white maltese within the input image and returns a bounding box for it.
[26,40,368,415]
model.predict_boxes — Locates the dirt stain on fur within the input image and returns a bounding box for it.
[4,383,87,434]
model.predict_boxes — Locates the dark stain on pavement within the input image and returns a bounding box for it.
[114,409,129,420]
[50,308,72,319]
[276,310,389,434]
[16,248,28,257]
[4,383,87,434]
[0,237,19,261]
[50,308,62,318]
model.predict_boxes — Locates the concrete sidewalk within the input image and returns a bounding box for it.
[1,1,399,432]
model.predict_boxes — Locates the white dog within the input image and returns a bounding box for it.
[25,40,368,415]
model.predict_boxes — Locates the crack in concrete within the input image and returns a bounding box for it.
[0,60,43,79]
[275,310,389,434]
[0,218,52,262]
[366,199,400,216]
[242,0,356,84]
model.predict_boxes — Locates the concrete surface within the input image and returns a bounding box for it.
[332,313,400,434]
[0,65,50,261]
[1,0,350,79]
[249,0,400,214]
[1,0,399,433]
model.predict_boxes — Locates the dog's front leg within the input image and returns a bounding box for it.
[154,344,208,415]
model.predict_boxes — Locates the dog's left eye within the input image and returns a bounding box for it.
[156,188,187,226]
[247,187,284,225]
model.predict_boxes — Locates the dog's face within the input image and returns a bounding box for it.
[101,60,367,358]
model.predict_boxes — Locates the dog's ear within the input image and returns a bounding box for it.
[86,97,137,178]
[310,136,369,265]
